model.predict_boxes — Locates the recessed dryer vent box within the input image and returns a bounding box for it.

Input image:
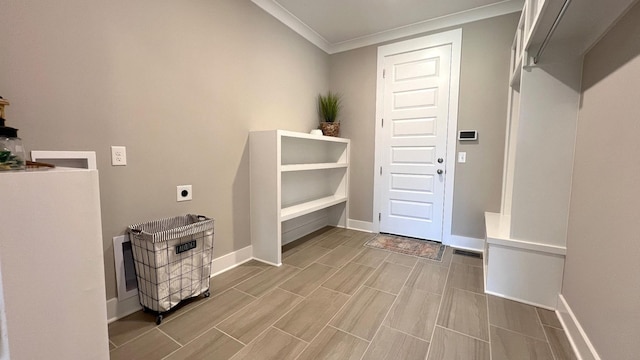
[458,130,478,141]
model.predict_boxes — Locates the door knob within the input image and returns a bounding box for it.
[437,158,444,163]
[437,169,443,174]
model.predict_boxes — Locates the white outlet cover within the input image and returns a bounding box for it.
[458,152,466,163]
[111,146,127,166]
[177,185,192,202]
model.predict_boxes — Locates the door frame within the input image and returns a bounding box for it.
[372,29,462,245]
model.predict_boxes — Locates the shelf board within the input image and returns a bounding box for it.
[281,163,348,172]
[278,129,350,143]
[281,195,347,221]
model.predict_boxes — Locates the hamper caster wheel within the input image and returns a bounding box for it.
[155,314,163,325]
[142,307,149,313]
[203,290,211,298]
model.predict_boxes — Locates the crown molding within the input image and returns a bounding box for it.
[252,0,524,54]
[251,0,331,53]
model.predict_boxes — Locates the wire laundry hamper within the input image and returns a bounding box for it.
[128,214,214,324]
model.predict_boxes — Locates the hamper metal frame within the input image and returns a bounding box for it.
[128,214,214,324]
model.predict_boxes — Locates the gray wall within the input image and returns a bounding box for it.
[330,13,519,239]
[0,0,329,300]
[562,3,640,358]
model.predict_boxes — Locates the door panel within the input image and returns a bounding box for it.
[392,117,436,137]
[379,45,451,240]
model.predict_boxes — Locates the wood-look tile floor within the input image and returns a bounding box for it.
[109,227,578,360]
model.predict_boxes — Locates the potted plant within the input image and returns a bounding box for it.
[318,91,342,137]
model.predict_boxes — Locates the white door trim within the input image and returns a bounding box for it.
[373,29,462,245]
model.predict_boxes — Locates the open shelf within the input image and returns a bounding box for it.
[250,129,350,266]
[281,133,348,165]
[281,163,348,172]
[280,195,347,222]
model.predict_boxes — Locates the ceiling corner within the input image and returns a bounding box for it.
[251,0,332,53]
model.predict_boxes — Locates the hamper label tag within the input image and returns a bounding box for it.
[176,240,197,254]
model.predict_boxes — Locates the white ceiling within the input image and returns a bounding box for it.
[251,0,524,54]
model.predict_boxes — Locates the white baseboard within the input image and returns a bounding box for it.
[557,294,601,360]
[446,235,484,252]
[107,295,141,324]
[210,245,254,277]
[485,289,555,311]
[282,211,329,246]
[347,219,373,232]
[107,245,254,323]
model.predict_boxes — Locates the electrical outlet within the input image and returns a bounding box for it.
[458,152,466,163]
[177,185,192,202]
[111,146,127,166]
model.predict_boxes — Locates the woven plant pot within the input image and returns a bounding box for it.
[320,122,340,137]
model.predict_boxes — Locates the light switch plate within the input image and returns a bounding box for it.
[458,152,466,163]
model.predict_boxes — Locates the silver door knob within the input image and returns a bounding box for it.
[437,158,444,163]
[437,169,443,174]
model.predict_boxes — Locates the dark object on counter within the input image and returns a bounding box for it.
[0,126,18,137]
[26,160,55,169]
[0,118,5,127]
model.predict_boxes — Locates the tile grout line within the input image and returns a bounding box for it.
[425,246,453,360]
[328,324,372,344]
[221,289,306,355]
[315,245,367,270]
[269,325,310,344]
[157,288,261,358]
[215,326,248,346]
[490,323,552,342]
[108,339,118,350]
[356,251,422,360]
[536,308,559,360]
[434,325,491,344]
[158,327,184,348]
[233,266,302,299]
[160,326,245,360]
[360,284,401,297]
[156,327,183,347]
[292,241,388,360]
[380,322,431,343]
[220,264,271,292]
[277,286,308,298]
[231,287,258,299]
[110,324,159,349]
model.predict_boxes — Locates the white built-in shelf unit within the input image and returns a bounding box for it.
[487,0,636,309]
[250,130,350,266]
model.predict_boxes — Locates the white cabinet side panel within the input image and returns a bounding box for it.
[0,169,109,360]
[250,131,281,265]
[486,244,564,309]
[509,60,582,246]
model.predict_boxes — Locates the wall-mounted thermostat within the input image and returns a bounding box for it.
[458,130,478,141]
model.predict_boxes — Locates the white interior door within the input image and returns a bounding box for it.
[378,44,452,241]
